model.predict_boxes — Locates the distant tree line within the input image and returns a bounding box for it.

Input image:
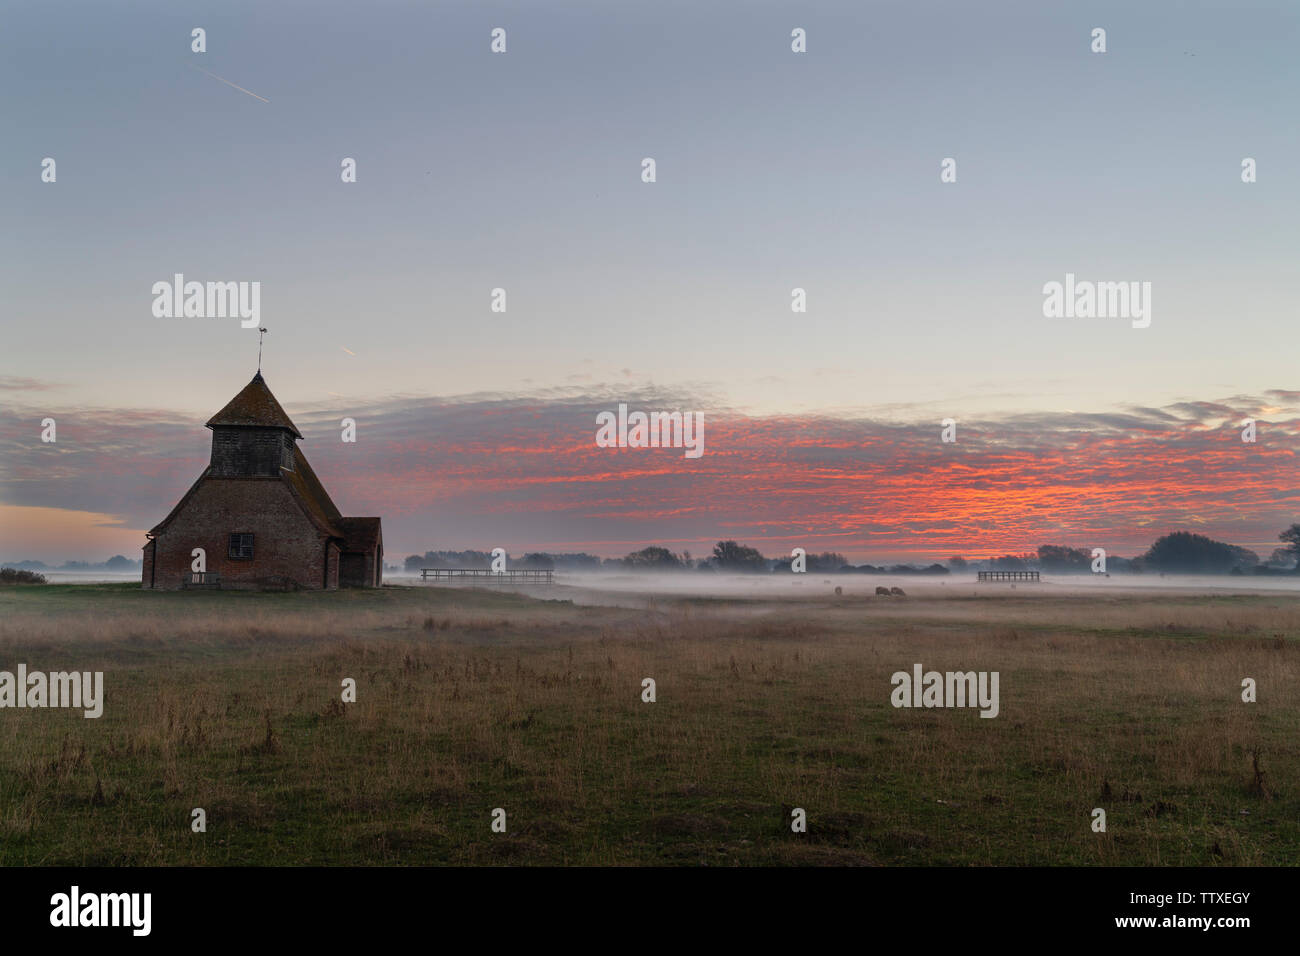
[401,550,600,573]
[957,525,1300,576]
[400,541,947,575]
[0,568,47,585]
[398,523,1300,577]
[2,555,140,572]
[15,527,1300,580]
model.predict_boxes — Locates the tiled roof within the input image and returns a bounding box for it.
[206,371,303,438]
[335,517,382,553]
[282,446,343,536]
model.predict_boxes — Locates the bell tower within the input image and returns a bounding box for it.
[205,372,302,476]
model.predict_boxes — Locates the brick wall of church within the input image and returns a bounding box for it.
[326,540,340,589]
[340,551,373,588]
[141,538,155,589]
[146,477,332,590]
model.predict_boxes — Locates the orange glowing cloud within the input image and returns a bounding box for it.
[2,388,1298,564]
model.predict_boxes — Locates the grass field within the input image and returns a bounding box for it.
[0,581,1296,866]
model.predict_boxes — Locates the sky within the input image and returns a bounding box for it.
[1,0,1297,564]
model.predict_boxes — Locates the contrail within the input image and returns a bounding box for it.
[187,63,269,102]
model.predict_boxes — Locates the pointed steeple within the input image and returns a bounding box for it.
[206,372,303,438]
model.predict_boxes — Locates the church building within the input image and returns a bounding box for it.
[142,372,382,590]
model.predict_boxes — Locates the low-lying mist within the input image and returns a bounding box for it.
[390,570,1300,603]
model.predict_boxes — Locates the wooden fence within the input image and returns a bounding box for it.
[420,568,554,586]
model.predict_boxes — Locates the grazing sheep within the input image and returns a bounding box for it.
[875,586,890,596]
[890,587,906,596]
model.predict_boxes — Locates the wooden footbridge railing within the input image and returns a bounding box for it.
[420,568,554,586]
[977,570,1040,582]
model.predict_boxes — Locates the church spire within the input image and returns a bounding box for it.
[206,372,303,438]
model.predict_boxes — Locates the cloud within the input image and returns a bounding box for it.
[1,388,1298,561]
[0,377,60,392]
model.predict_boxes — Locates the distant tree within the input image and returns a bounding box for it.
[881,563,948,575]
[947,556,967,571]
[622,546,683,569]
[418,550,492,568]
[1279,524,1300,570]
[1143,532,1258,574]
[681,549,693,569]
[0,568,46,585]
[782,551,847,572]
[808,552,849,572]
[549,553,602,570]
[1231,546,1260,570]
[1036,545,1092,572]
[403,554,424,572]
[1266,547,1297,570]
[991,554,1029,571]
[105,554,137,570]
[711,540,767,572]
[518,553,555,570]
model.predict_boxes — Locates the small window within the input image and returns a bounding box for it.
[229,533,254,559]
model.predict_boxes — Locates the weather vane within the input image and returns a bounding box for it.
[257,327,268,372]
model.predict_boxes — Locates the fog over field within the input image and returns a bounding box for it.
[34,568,1300,606]
[387,571,1300,605]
